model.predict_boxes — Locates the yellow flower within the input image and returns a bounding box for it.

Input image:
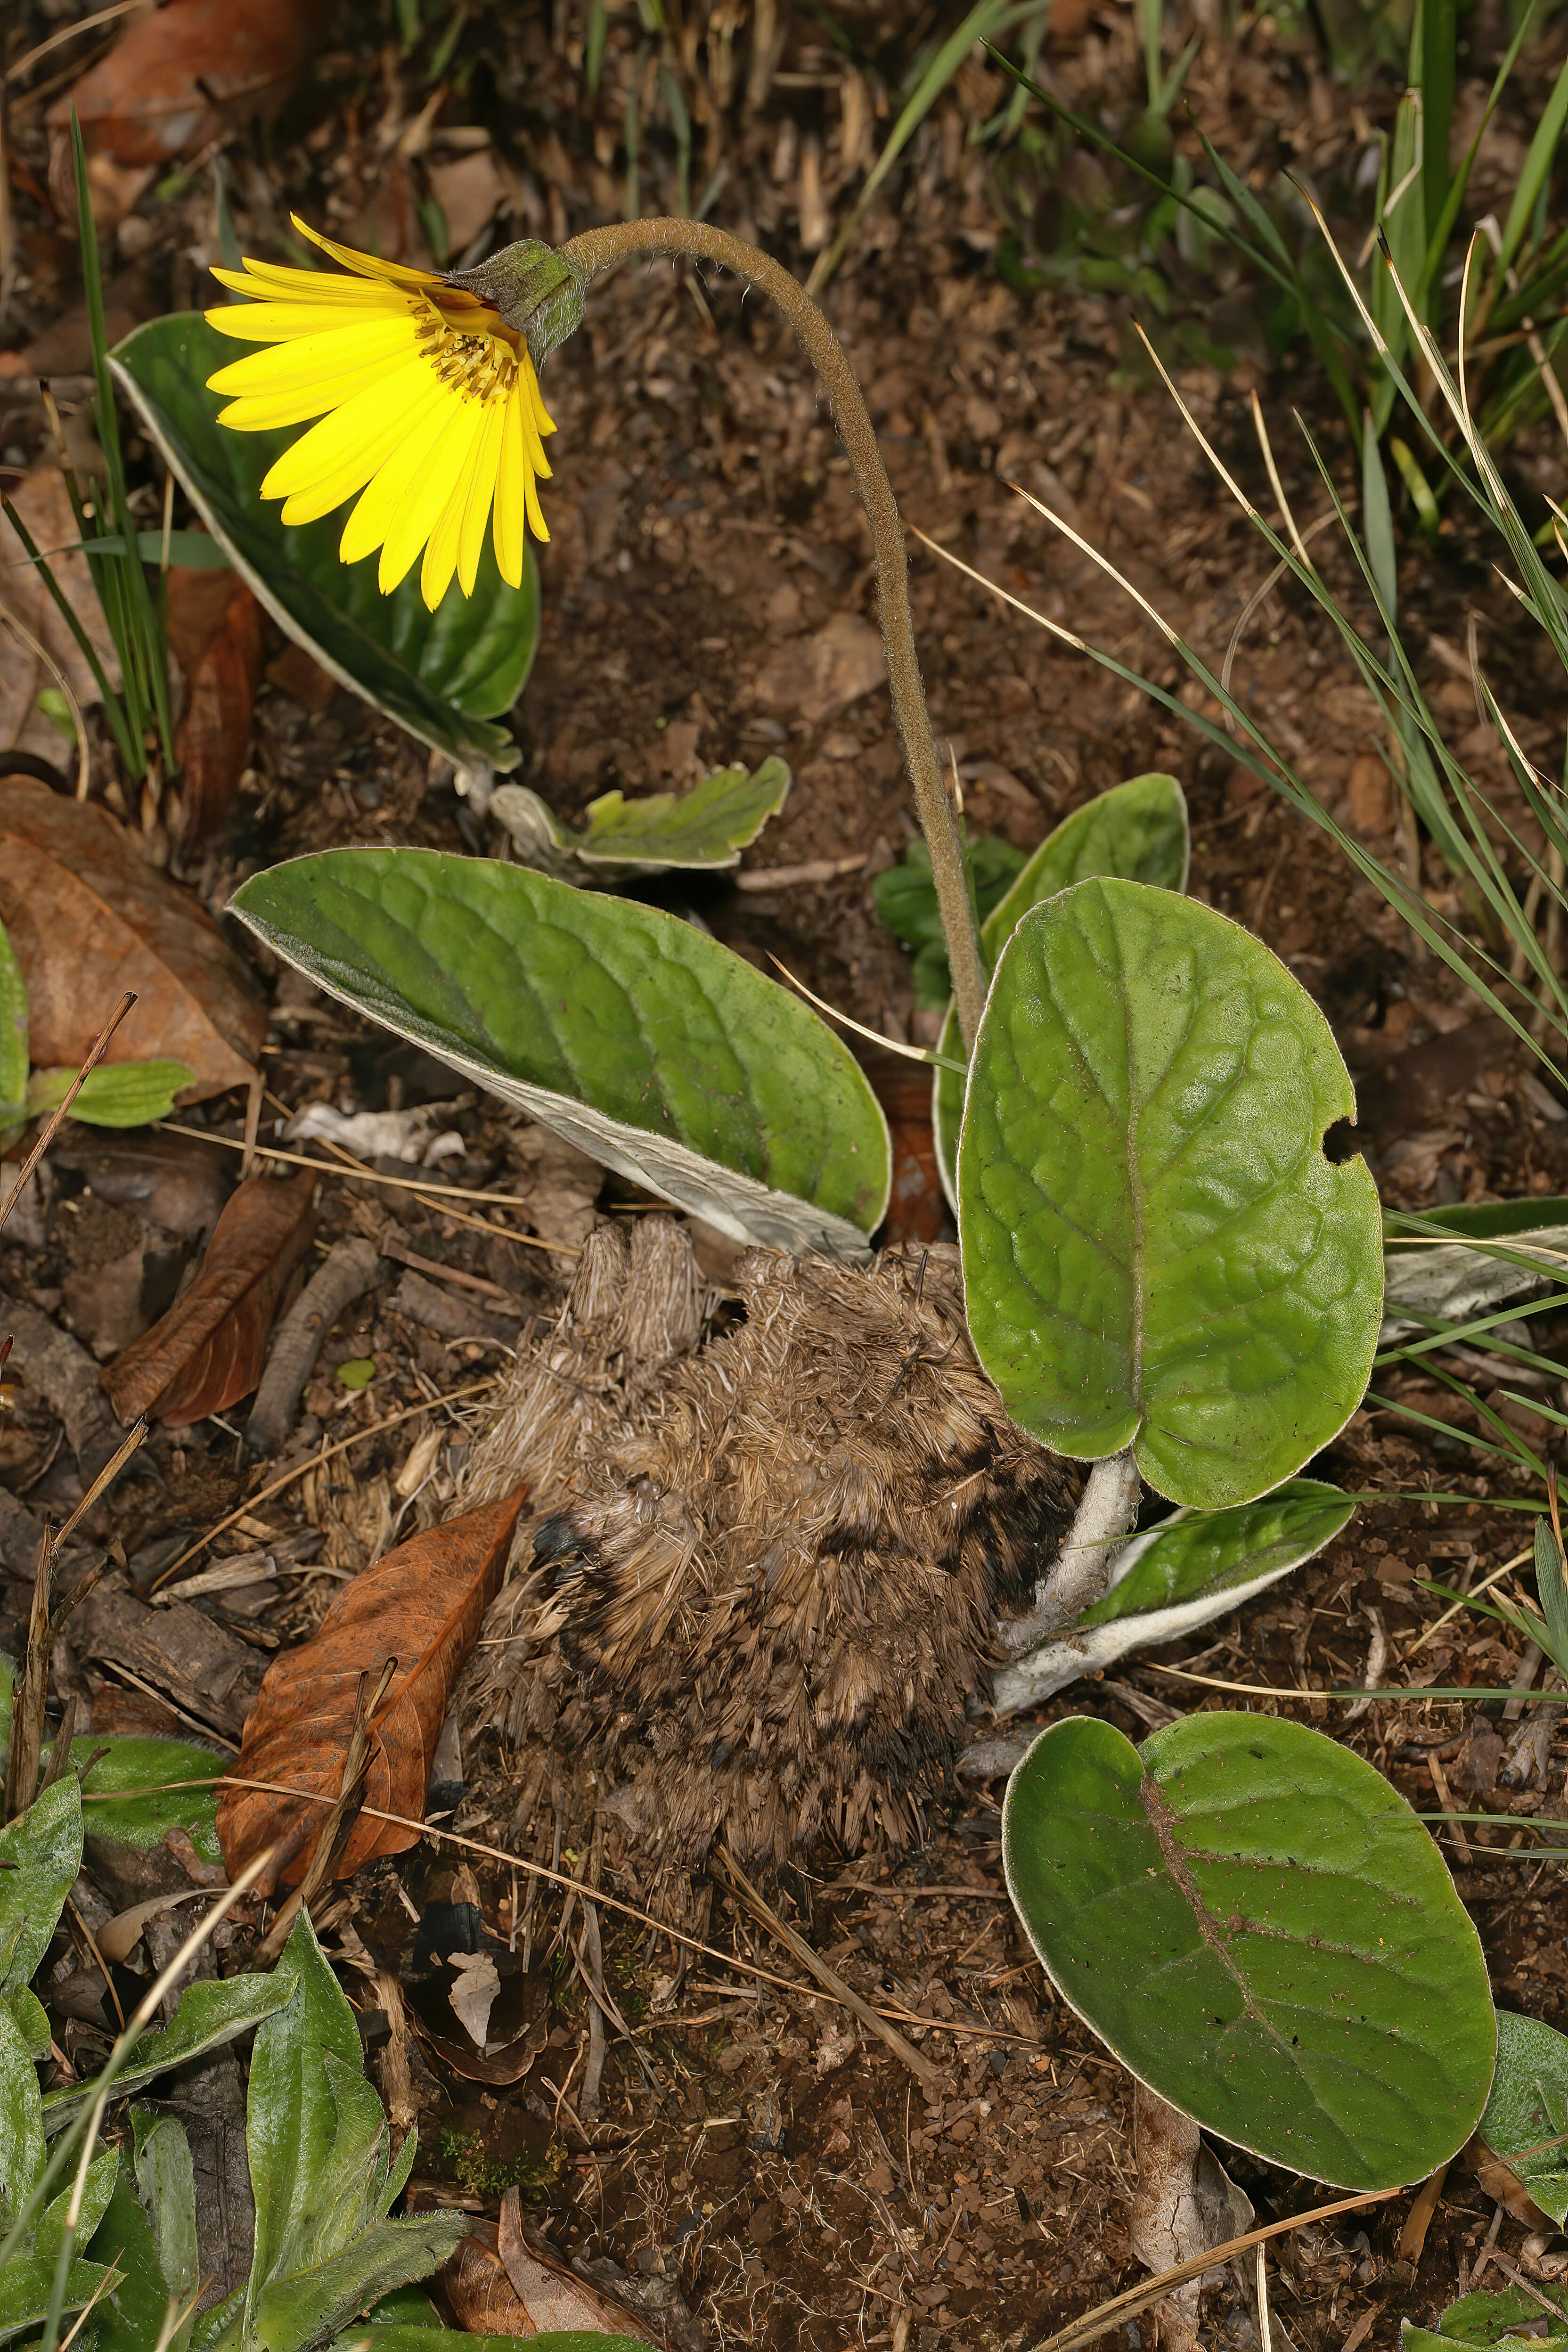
[204,217,555,611]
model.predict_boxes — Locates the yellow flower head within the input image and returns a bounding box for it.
[204,217,556,612]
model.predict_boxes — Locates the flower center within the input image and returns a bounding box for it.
[415,298,517,406]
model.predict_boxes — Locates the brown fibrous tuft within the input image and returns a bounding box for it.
[460,1218,1078,1878]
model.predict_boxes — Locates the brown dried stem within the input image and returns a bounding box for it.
[558,218,988,1052]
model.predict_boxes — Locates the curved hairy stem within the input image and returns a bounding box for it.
[558,218,989,1052]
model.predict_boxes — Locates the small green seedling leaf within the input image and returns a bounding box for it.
[0,922,27,1127]
[1,1995,47,2064]
[230,849,891,1252]
[0,1779,82,2003]
[933,773,1190,1207]
[26,1061,194,1129]
[34,2146,119,2264]
[1003,1711,1495,2189]
[872,833,1027,1007]
[335,1358,375,1390]
[992,1480,1356,1713]
[111,316,539,784]
[492,758,791,873]
[960,879,1383,1507]
[58,1731,223,1862]
[0,2002,44,2237]
[0,2255,113,2346]
[1474,2009,1568,2227]
[43,1972,298,2135]
[1402,2286,1568,2350]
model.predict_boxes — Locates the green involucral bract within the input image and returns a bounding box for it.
[110,316,539,781]
[933,772,1191,1209]
[1002,1712,1495,2190]
[229,849,891,1252]
[959,876,1383,1509]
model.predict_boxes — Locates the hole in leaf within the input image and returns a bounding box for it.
[1322,1117,1362,1165]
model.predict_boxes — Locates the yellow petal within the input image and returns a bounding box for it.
[205,296,410,346]
[457,399,505,596]
[380,399,482,594]
[524,360,556,438]
[207,317,414,396]
[259,357,443,500]
[340,392,463,568]
[492,383,526,587]
[271,389,443,521]
[210,260,406,307]
[290,213,440,290]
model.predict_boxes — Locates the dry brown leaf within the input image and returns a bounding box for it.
[217,1487,526,1894]
[0,778,266,1094]
[165,566,262,853]
[101,1168,317,1427]
[0,471,121,764]
[47,0,320,181]
[443,2195,657,2343]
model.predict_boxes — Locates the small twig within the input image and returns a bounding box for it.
[245,1235,381,1455]
[0,992,135,1241]
[6,1519,51,1819]
[1023,2188,1401,2352]
[48,1417,147,1559]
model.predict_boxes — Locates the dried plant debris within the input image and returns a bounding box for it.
[461,1218,1080,1874]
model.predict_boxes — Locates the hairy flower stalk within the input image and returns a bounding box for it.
[550,220,987,1052]
[204,216,987,1048]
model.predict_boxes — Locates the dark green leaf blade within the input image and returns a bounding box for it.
[230,850,891,1250]
[0,1781,82,2002]
[1003,1712,1494,2190]
[959,878,1383,1507]
[110,316,539,776]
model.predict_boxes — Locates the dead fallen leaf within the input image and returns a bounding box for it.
[444,2194,657,2342]
[421,2014,549,2090]
[753,612,886,725]
[872,1066,945,1248]
[0,472,121,765]
[101,1168,317,1426]
[48,0,320,220]
[165,566,262,853]
[425,151,507,258]
[0,778,267,1095]
[447,1949,501,2048]
[216,1488,526,1894]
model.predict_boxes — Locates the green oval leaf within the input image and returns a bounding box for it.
[1475,2010,1568,2225]
[109,315,539,779]
[231,849,890,1252]
[933,775,1190,1209]
[959,877,1382,1506]
[1003,1711,1495,2190]
[992,1479,1356,1714]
